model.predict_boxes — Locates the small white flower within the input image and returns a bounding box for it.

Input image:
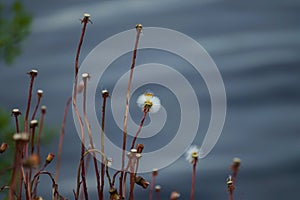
[136,92,161,113]
[185,145,201,163]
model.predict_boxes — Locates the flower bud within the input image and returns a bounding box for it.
[135,23,143,31]
[155,185,161,192]
[11,108,21,116]
[46,153,55,164]
[152,168,158,177]
[0,143,8,153]
[23,154,40,168]
[27,69,38,77]
[30,120,38,128]
[136,143,144,153]
[170,191,180,200]
[41,105,47,114]
[13,132,29,142]
[37,89,43,98]
[135,176,149,189]
[102,89,109,98]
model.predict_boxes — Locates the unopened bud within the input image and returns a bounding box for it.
[37,89,43,98]
[135,176,149,189]
[0,143,8,153]
[46,153,55,164]
[30,120,38,128]
[41,105,47,114]
[27,69,38,77]
[170,191,180,200]
[11,108,21,116]
[102,89,109,98]
[155,185,161,192]
[136,143,144,153]
[13,132,29,142]
[152,168,158,177]
[135,23,143,31]
[23,154,40,168]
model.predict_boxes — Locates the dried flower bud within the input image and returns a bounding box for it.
[27,69,38,77]
[106,157,112,167]
[155,185,161,192]
[0,143,8,153]
[41,105,47,114]
[13,132,29,142]
[152,168,158,177]
[102,89,109,98]
[170,191,180,200]
[136,143,144,153]
[83,13,91,18]
[81,72,90,80]
[135,23,143,31]
[135,176,149,189]
[11,108,21,116]
[232,157,241,168]
[46,153,55,164]
[37,89,43,98]
[30,120,38,128]
[109,188,120,200]
[23,154,40,168]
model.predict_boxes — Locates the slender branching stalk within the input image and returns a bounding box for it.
[24,69,38,133]
[36,106,46,157]
[82,73,102,200]
[130,111,148,149]
[31,90,43,121]
[72,13,91,200]
[55,96,72,182]
[101,89,109,199]
[149,169,158,200]
[120,23,143,198]
[9,133,28,200]
[190,159,197,200]
[11,109,21,133]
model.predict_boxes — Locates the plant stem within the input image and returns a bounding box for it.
[82,77,101,200]
[31,94,41,121]
[73,14,91,200]
[190,160,197,200]
[101,91,109,200]
[130,111,147,149]
[9,141,22,200]
[36,107,45,158]
[55,96,72,182]
[24,74,35,133]
[149,175,156,200]
[120,24,142,198]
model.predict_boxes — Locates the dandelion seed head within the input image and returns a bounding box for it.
[137,92,161,113]
[185,145,200,163]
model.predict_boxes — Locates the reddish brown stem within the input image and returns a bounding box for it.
[130,111,147,149]
[100,92,108,200]
[120,25,142,198]
[55,96,72,182]
[31,96,41,121]
[73,14,90,200]
[24,75,36,133]
[82,77,101,200]
[190,160,197,200]
[9,141,23,200]
[149,175,156,200]
[36,108,45,158]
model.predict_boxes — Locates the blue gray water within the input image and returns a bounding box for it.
[1,0,300,199]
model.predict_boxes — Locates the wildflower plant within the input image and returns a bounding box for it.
[0,12,239,200]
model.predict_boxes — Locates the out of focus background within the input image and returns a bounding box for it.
[1,0,300,199]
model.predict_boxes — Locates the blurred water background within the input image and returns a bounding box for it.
[1,0,300,199]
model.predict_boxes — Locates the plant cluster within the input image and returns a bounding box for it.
[0,14,242,200]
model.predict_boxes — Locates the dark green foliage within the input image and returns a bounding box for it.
[0,0,32,65]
